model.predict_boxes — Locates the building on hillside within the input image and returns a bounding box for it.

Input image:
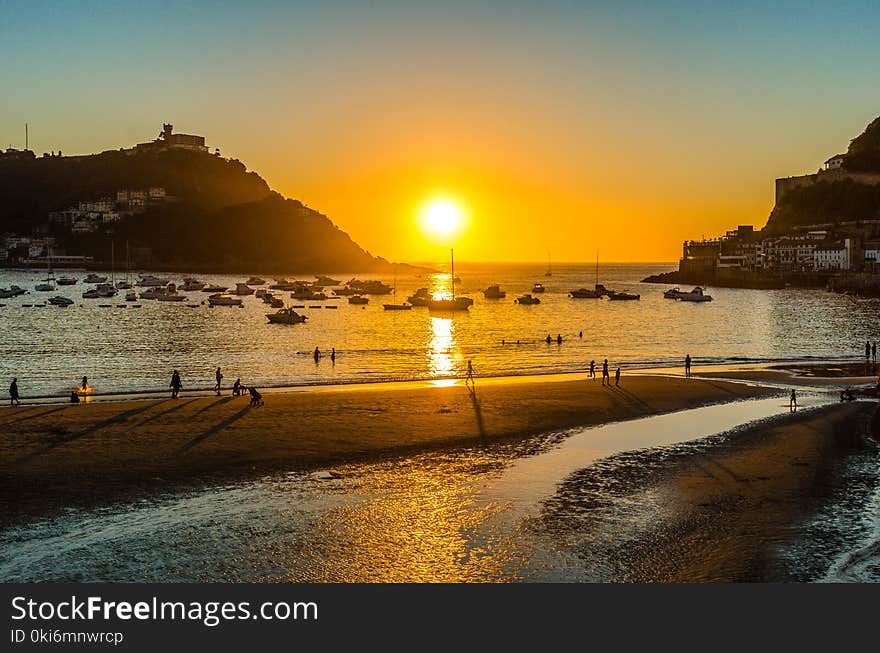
[823,154,846,171]
[814,238,854,271]
[134,124,208,153]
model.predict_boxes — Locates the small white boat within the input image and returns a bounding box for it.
[677,287,713,302]
[208,293,243,306]
[48,296,74,306]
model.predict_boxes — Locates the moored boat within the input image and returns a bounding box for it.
[607,290,640,301]
[677,287,713,302]
[266,307,307,324]
[483,285,507,299]
[247,276,266,285]
[202,284,227,293]
[515,293,541,305]
[348,295,369,305]
[232,282,255,295]
[531,282,546,293]
[208,293,243,307]
[406,288,431,306]
[57,277,78,286]
[84,273,108,284]
[569,287,602,298]
[48,296,74,306]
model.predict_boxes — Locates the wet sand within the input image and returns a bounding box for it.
[542,401,879,581]
[0,375,771,525]
[697,361,879,387]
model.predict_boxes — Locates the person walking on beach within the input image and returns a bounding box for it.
[866,341,871,360]
[214,367,223,396]
[685,354,691,378]
[170,370,182,399]
[602,359,610,386]
[789,388,797,412]
[589,360,596,379]
[615,367,621,387]
[465,360,475,389]
[9,377,20,406]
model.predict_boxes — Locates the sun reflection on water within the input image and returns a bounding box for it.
[428,316,463,379]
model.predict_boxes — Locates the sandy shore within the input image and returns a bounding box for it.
[543,400,879,581]
[0,374,771,525]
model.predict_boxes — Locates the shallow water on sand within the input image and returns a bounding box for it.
[1,262,879,399]
[5,393,877,583]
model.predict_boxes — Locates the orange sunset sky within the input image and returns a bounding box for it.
[2,2,879,263]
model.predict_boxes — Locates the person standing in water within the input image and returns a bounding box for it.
[556,334,563,345]
[685,354,691,378]
[9,377,20,406]
[170,370,182,399]
[331,348,336,364]
[602,359,610,386]
[789,389,797,412]
[214,367,223,396]
[314,347,320,363]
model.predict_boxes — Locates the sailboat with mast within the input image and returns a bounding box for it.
[35,250,56,291]
[545,253,553,277]
[427,249,472,311]
[569,250,603,298]
[116,241,133,289]
[383,268,412,310]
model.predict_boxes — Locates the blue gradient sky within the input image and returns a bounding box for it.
[2,1,879,261]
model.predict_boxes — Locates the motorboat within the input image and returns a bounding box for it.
[83,283,117,299]
[0,286,27,298]
[233,283,255,295]
[138,286,167,300]
[208,293,243,307]
[406,288,431,306]
[315,275,341,286]
[291,290,328,301]
[531,283,546,293]
[137,274,169,287]
[269,295,285,308]
[427,297,472,311]
[383,302,412,310]
[569,288,602,298]
[345,279,393,295]
[677,287,713,302]
[57,277,78,286]
[515,293,541,305]
[607,290,640,301]
[246,276,266,285]
[663,287,686,299]
[255,288,270,299]
[348,295,369,305]
[269,278,299,291]
[48,296,74,306]
[181,278,206,291]
[202,284,227,293]
[266,307,307,324]
[156,283,187,302]
[84,273,108,284]
[483,285,507,299]
[125,291,137,302]
[35,281,55,292]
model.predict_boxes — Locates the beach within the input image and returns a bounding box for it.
[0,374,771,526]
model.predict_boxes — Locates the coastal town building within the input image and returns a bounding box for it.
[133,124,209,153]
[823,154,846,171]
[814,238,854,271]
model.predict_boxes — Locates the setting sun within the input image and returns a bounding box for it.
[419,198,465,242]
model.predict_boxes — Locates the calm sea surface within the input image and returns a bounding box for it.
[1,262,879,398]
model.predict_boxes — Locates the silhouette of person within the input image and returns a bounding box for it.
[866,341,871,360]
[9,377,20,406]
[314,346,320,363]
[789,389,797,412]
[685,354,691,378]
[170,370,182,399]
[465,360,475,389]
[331,348,336,363]
[615,367,621,386]
[70,390,80,404]
[873,342,877,363]
[556,334,562,345]
[81,376,89,393]
[579,331,583,338]
[589,360,595,379]
[214,367,223,396]
[545,334,552,344]
[233,378,243,396]
[249,386,264,406]
[602,359,609,386]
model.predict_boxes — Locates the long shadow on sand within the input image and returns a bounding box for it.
[466,384,487,439]
[12,401,166,466]
[0,405,69,427]
[136,398,199,426]
[178,405,253,453]
[607,385,654,412]
[191,396,238,417]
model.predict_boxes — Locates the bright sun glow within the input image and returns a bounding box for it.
[419,198,464,241]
